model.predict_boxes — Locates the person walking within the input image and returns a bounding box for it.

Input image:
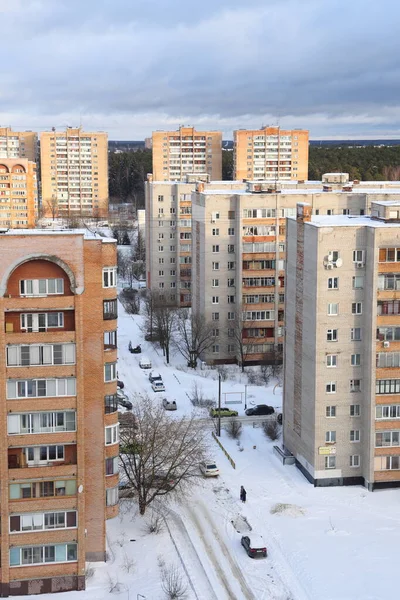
[240,486,247,503]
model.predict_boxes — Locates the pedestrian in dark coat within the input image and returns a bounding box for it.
[240,486,247,502]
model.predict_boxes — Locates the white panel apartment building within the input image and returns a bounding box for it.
[284,201,400,489]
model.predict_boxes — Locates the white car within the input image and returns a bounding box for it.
[139,356,152,369]
[152,381,165,392]
[162,398,177,411]
[200,461,219,477]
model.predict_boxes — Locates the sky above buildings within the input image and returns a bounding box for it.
[1,0,399,140]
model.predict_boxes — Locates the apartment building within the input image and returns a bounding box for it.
[145,175,244,307]
[152,126,222,181]
[0,128,38,162]
[0,229,118,595]
[0,159,38,228]
[40,128,108,219]
[233,127,309,182]
[283,201,400,489]
[191,178,400,365]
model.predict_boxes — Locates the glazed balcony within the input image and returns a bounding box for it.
[8,445,77,471]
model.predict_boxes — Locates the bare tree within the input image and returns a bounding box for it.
[174,309,216,367]
[228,308,257,372]
[45,197,59,220]
[119,396,208,515]
[154,301,178,364]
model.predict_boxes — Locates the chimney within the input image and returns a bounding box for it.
[197,182,205,193]
[296,202,312,223]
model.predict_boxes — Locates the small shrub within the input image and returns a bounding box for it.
[260,364,272,385]
[146,511,164,534]
[225,419,242,440]
[217,365,229,381]
[115,533,127,547]
[121,552,135,574]
[246,369,258,385]
[190,381,215,408]
[106,573,122,594]
[263,419,280,441]
[160,562,188,600]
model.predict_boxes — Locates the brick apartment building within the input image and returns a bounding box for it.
[233,126,309,182]
[40,128,109,220]
[0,159,38,229]
[284,201,400,489]
[152,126,222,182]
[0,128,38,163]
[0,229,118,595]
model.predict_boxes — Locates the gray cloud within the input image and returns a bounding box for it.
[0,0,399,138]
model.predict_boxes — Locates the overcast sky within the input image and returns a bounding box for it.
[1,0,399,140]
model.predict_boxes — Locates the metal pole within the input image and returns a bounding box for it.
[244,384,247,410]
[217,373,221,437]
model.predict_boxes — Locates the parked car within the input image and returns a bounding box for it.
[210,407,238,418]
[241,534,267,558]
[149,472,176,491]
[129,341,142,354]
[245,405,275,416]
[162,398,177,411]
[139,356,152,369]
[118,397,133,410]
[149,371,162,383]
[117,380,124,389]
[152,380,165,392]
[199,461,219,477]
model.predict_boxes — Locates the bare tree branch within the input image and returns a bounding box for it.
[174,309,216,367]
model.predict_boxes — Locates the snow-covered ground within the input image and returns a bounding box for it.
[14,297,400,599]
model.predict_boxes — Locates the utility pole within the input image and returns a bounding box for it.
[244,384,247,410]
[217,373,221,437]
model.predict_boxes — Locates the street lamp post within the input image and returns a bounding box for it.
[244,384,247,410]
[217,373,221,437]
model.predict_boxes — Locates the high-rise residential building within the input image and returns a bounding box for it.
[152,126,222,181]
[0,229,118,595]
[145,175,244,307]
[0,128,38,162]
[233,127,309,182]
[283,201,400,490]
[40,128,108,219]
[144,137,153,150]
[0,159,38,228]
[191,177,400,365]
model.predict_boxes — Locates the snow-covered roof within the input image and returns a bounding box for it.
[306,215,400,228]
[0,228,116,242]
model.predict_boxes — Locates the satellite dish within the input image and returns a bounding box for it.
[335,258,343,268]
[78,485,83,494]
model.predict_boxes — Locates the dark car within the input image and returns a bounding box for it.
[117,380,125,389]
[148,371,162,383]
[241,534,267,558]
[245,405,275,416]
[118,398,133,410]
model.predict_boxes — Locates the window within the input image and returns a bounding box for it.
[353,250,365,263]
[350,379,361,392]
[327,303,338,316]
[158,245,164,252]
[212,296,219,304]
[376,456,400,470]
[228,244,235,253]
[105,424,119,445]
[326,382,336,394]
[352,302,362,315]
[228,279,235,287]
[328,277,338,289]
[7,378,76,399]
[104,362,117,382]
[228,312,235,320]
[212,245,219,253]
[103,299,117,320]
[376,379,400,394]
[158,195,164,202]
[350,430,360,442]
[102,267,117,288]
[212,262,219,270]
[351,328,362,341]
[10,511,76,533]
[228,262,235,270]
[325,431,336,443]
[105,456,119,476]
[350,404,361,417]
[8,412,76,435]
[24,445,64,464]
[327,329,338,342]
[228,211,235,220]
[10,543,77,566]
[352,276,364,289]
[106,486,119,506]
[326,355,337,367]
[20,278,64,297]
[104,331,117,350]
[326,406,336,418]
[212,329,219,337]
[375,431,400,447]
[376,405,400,419]
[212,345,220,353]
[212,312,219,321]
[325,456,336,469]
[20,312,63,332]
[228,228,235,236]
[105,394,118,414]
[227,295,235,304]
[379,248,400,262]
[9,480,76,500]
[351,354,361,366]
[212,228,219,236]
[7,344,75,367]
[212,279,219,287]
[350,455,360,468]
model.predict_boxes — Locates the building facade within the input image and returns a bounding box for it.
[284,201,400,489]
[40,128,108,220]
[0,159,38,229]
[233,127,309,182]
[152,127,222,182]
[191,178,400,365]
[0,230,118,595]
[0,129,38,163]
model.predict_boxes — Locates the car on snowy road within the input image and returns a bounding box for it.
[209,407,238,418]
[148,371,162,383]
[152,380,165,392]
[245,405,275,416]
[199,461,220,477]
[241,534,267,558]
[162,398,177,411]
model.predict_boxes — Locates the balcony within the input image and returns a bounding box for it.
[8,445,77,470]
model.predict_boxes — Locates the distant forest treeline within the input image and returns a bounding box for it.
[108,145,400,207]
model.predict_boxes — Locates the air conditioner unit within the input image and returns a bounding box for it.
[383,341,390,348]
[326,262,334,270]
[327,253,334,261]
[356,262,364,268]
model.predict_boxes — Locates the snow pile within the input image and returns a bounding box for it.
[231,514,252,533]
[270,503,306,518]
